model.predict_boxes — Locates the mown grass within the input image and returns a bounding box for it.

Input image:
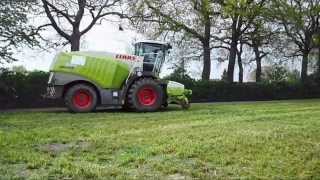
[1,100,320,179]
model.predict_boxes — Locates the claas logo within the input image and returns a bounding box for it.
[116,54,137,61]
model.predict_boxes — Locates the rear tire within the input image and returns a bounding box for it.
[64,84,98,113]
[127,78,164,112]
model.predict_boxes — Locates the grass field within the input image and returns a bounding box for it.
[1,100,320,179]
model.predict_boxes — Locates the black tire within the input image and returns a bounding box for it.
[64,84,98,113]
[127,78,164,112]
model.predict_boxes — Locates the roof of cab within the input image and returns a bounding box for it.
[135,40,169,45]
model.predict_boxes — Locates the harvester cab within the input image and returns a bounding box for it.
[46,40,191,113]
[134,41,172,76]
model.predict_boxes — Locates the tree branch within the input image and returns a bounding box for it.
[144,0,204,42]
[41,0,71,41]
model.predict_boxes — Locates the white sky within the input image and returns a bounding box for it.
[5,20,227,79]
[8,22,139,71]
[4,19,301,81]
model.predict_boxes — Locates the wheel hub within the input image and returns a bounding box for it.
[73,90,92,109]
[137,87,157,106]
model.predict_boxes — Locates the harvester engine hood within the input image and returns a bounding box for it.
[49,51,144,89]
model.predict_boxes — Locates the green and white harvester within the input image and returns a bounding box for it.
[46,40,191,113]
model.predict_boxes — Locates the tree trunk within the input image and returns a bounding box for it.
[70,27,81,51]
[227,39,237,83]
[301,52,309,82]
[318,47,320,74]
[201,18,211,80]
[227,19,238,83]
[181,58,186,77]
[237,53,243,83]
[202,41,211,80]
[70,35,80,51]
[253,45,262,82]
[237,42,244,83]
[256,58,262,82]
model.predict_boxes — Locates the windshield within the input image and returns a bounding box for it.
[136,43,163,60]
[134,43,166,75]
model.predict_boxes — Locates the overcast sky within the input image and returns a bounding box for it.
[8,21,139,70]
[1,6,306,82]
[3,20,229,79]
[3,17,269,81]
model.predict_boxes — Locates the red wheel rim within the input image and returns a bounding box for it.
[137,86,157,106]
[72,90,92,109]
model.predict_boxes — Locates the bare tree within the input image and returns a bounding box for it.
[129,0,222,80]
[41,0,124,51]
[213,0,266,82]
[245,20,277,82]
[272,0,320,82]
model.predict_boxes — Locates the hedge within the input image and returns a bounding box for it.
[1,70,320,109]
[0,71,62,109]
[189,81,320,102]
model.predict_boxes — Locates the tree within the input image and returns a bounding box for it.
[164,58,195,88]
[214,0,266,82]
[272,0,320,82]
[221,69,228,82]
[249,27,268,83]
[318,45,320,74]
[165,64,194,82]
[262,64,290,83]
[11,65,28,74]
[245,19,276,82]
[129,0,222,80]
[318,44,320,74]
[40,0,123,51]
[0,0,41,63]
[236,38,244,83]
[315,32,320,73]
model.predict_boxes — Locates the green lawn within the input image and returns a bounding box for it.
[1,100,320,179]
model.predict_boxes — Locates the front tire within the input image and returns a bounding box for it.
[64,84,98,113]
[127,78,164,112]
